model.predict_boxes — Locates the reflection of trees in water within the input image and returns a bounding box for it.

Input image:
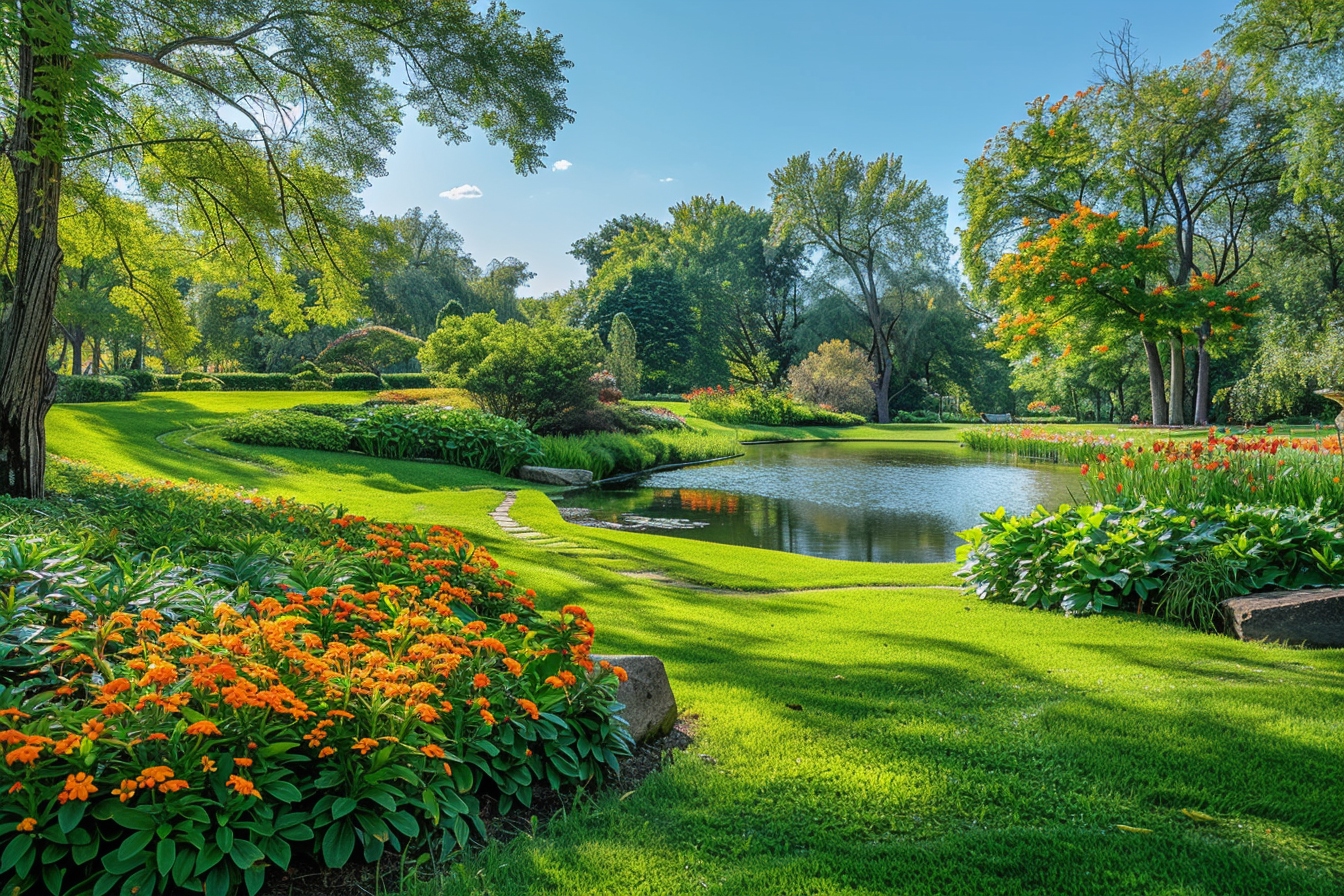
[652,489,741,515]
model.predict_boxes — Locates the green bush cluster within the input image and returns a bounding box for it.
[537,430,739,479]
[53,376,133,404]
[684,386,865,427]
[209,373,293,391]
[331,372,383,391]
[957,502,1344,626]
[381,373,434,389]
[346,405,541,476]
[218,410,351,452]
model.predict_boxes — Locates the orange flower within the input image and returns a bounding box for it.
[158,779,190,794]
[503,658,523,677]
[7,782,22,794]
[420,744,446,759]
[612,666,629,684]
[5,745,41,766]
[499,613,518,624]
[233,757,253,768]
[413,703,439,723]
[14,818,36,833]
[318,747,336,758]
[516,699,540,721]
[185,720,221,737]
[112,779,138,802]
[479,710,496,726]
[472,673,490,689]
[352,737,379,755]
[81,719,106,740]
[226,775,260,798]
[59,773,97,804]
[201,757,217,773]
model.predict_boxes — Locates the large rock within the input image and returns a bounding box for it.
[518,465,593,487]
[593,654,677,743]
[1220,588,1344,648]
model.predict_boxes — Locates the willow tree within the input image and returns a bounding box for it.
[0,1,571,497]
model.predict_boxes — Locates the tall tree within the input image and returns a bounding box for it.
[569,214,666,277]
[961,38,1286,424]
[770,151,951,422]
[606,311,642,395]
[0,0,571,497]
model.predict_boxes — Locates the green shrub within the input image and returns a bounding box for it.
[787,339,876,418]
[153,374,181,390]
[290,368,332,391]
[347,405,541,475]
[465,322,602,431]
[419,313,500,382]
[211,372,294,391]
[53,375,132,404]
[121,369,156,394]
[331,372,383,390]
[291,403,365,421]
[957,502,1344,619]
[538,430,738,478]
[381,373,434,389]
[220,410,351,451]
[684,386,864,427]
[178,376,223,392]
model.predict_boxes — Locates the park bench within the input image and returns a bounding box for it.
[980,413,1014,424]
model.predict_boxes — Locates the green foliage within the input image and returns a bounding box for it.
[210,373,294,391]
[330,372,384,391]
[591,265,696,393]
[465,322,602,431]
[220,410,352,452]
[958,501,1344,617]
[786,340,876,418]
[537,430,738,479]
[1154,549,1245,632]
[382,374,435,390]
[317,326,423,375]
[121,370,156,394]
[419,313,501,383]
[347,406,542,476]
[606,313,642,395]
[685,387,865,427]
[53,375,133,404]
[178,376,223,392]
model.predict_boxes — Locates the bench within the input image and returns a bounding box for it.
[980,413,1014,424]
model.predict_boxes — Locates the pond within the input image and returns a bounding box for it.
[553,441,1080,563]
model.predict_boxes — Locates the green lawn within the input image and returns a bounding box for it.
[43,393,1344,895]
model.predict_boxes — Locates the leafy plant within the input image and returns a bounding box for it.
[683,386,864,427]
[220,411,351,452]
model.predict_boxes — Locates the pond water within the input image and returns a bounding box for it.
[554,441,1080,564]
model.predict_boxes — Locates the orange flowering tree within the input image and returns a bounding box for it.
[0,509,630,896]
[992,204,1258,422]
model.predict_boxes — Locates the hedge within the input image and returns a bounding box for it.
[219,409,352,451]
[330,372,384,390]
[53,375,132,404]
[211,372,294,391]
[381,373,434,389]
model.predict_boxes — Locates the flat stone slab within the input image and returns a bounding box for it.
[518,465,593,487]
[1220,588,1344,648]
[592,654,678,743]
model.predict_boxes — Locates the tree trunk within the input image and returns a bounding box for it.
[70,329,83,376]
[1143,338,1168,425]
[132,335,144,370]
[91,337,101,376]
[1194,320,1211,425]
[1168,333,1186,427]
[0,2,70,499]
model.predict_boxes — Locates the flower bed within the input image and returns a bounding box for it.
[0,470,630,896]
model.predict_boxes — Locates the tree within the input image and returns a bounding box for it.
[667,196,807,387]
[0,1,571,498]
[418,312,500,383]
[465,321,601,431]
[469,257,535,320]
[362,208,478,337]
[316,326,423,375]
[591,264,696,393]
[961,38,1286,425]
[787,340,875,417]
[770,151,952,422]
[606,312,642,395]
[569,214,666,277]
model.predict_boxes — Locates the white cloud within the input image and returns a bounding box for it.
[659,177,675,183]
[552,159,572,171]
[439,184,483,200]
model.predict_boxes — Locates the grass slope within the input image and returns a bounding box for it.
[44,392,1344,895]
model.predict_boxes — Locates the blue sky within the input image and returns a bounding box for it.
[360,0,1235,294]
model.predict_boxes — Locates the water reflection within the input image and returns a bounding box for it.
[559,442,1079,563]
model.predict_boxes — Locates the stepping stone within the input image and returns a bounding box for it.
[1221,588,1344,648]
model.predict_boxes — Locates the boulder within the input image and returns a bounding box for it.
[518,465,594,487]
[592,654,677,743]
[1220,588,1344,648]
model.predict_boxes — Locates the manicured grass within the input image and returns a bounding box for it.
[42,392,1344,895]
